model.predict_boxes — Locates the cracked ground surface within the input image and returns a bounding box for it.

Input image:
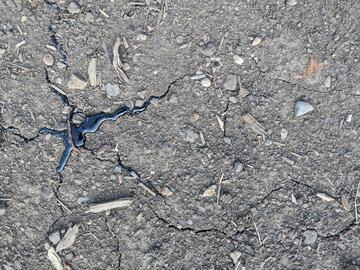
[1,0,360,269]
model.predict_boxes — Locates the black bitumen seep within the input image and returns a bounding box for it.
[41,71,175,174]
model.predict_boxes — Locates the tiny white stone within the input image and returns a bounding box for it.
[223,74,238,90]
[295,101,314,117]
[43,54,54,66]
[346,114,352,123]
[48,230,61,245]
[68,2,80,14]
[136,33,147,41]
[233,54,244,65]
[286,0,298,6]
[252,37,262,47]
[67,74,87,90]
[200,77,211,88]
[105,83,120,97]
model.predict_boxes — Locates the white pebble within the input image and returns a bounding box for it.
[136,33,147,41]
[252,37,262,47]
[68,2,80,14]
[346,114,352,123]
[200,78,211,88]
[295,101,314,117]
[43,54,54,66]
[286,0,298,6]
[233,55,244,65]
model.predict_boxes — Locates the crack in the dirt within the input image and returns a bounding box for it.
[104,215,122,270]
[0,124,40,145]
[289,178,340,201]
[149,206,235,240]
[41,71,188,174]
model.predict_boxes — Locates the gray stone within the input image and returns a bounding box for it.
[49,230,61,245]
[68,2,80,14]
[84,12,95,23]
[234,161,244,173]
[303,230,317,245]
[0,203,7,216]
[176,35,185,44]
[200,77,211,88]
[180,127,199,143]
[286,0,298,6]
[77,196,89,204]
[223,74,237,90]
[105,83,120,97]
[295,100,314,117]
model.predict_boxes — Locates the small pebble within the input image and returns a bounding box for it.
[200,77,211,88]
[324,76,331,88]
[176,35,185,44]
[136,33,147,41]
[105,83,120,97]
[84,12,95,23]
[233,55,244,65]
[77,196,89,204]
[303,230,317,245]
[67,74,87,90]
[229,250,242,266]
[48,230,61,245]
[286,0,298,6]
[223,74,238,90]
[280,128,288,140]
[294,100,314,117]
[252,37,262,47]
[229,96,238,103]
[201,185,217,197]
[346,114,353,123]
[43,54,54,66]
[68,2,80,14]
[233,161,244,173]
[21,16,28,23]
[65,251,76,260]
[180,127,199,143]
[0,203,7,216]
[159,187,174,197]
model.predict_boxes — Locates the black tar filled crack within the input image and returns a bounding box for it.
[41,71,184,175]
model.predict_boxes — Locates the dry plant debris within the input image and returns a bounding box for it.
[304,56,324,78]
[242,113,266,136]
[56,224,80,252]
[86,198,134,213]
[113,37,130,84]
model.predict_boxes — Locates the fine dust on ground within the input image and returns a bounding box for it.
[1,1,360,269]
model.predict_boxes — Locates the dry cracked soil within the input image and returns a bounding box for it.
[1,0,360,269]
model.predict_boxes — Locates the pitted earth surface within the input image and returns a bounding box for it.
[1,1,360,269]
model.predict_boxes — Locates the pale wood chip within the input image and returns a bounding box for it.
[47,246,63,270]
[216,115,224,132]
[282,156,295,166]
[316,193,335,202]
[242,113,266,136]
[56,224,80,252]
[112,37,130,84]
[159,186,174,197]
[239,86,249,98]
[199,130,206,145]
[86,198,134,213]
[201,184,217,197]
[341,195,351,211]
[88,58,97,86]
